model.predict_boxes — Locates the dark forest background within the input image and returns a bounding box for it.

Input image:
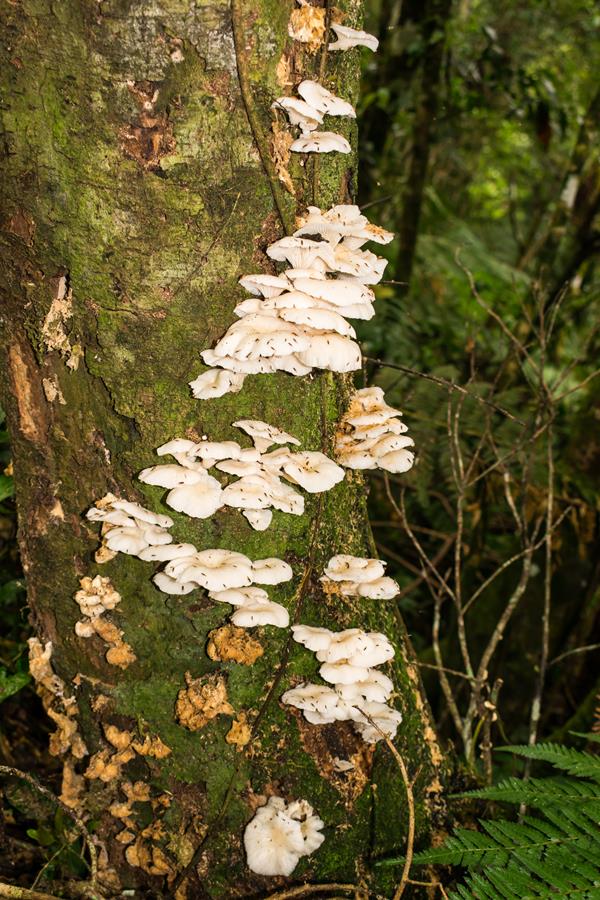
[1,0,599,893]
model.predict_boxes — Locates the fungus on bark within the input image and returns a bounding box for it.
[336,386,416,473]
[244,796,324,876]
[328,23,379,52]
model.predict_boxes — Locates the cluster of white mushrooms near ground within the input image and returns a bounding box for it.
[80,15,416,882]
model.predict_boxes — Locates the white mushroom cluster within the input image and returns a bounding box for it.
[335,386,415,473]
[86,491,293,628]
[192,205,393,397]
[86,494,173,560]
[274,80,355,155]
[282,624,402,744]
[244,796,324,876]
[138,421,344,532]
[156,552,293,629]
[320,553,399,600]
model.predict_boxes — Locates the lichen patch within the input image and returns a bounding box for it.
[206,624,263,666]
[175,672,234,732]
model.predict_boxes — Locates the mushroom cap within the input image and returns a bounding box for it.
[215,458,264,477]
[104,526,151,556]
[267,236,336,270]
[378,448,415,474]
[152,571,197,595]
[167,548,254,592]
[358,576,399,600]
[193,440,242,462]
[209,585,270,607]
[251,557,294,585]
[291,624,337,653]
[273,96,323,131]
[336,449,377,470]
[296,333,361,373]
[328,22,379,52]
[231,598,290,628]
[290,131,351,154]
[353,702,403,743]
[292,276,374,307]
[332,245,388,284]
[156,438,199,458]
[139,464,206,488]
[86,508,136,527]
[271,354,314,377]
[281,682,340,714]
[239,273,291,298]
[111,499,173,529]
[319,661,372,685]
[284,267,327,281]
[166,475,224,519]
[189,369,246,399]
[266,479,305,515]
[243,509,273,531]
[336,670,394,703]
[212,314,310,361]
[344,632,395,668]
[323,554,386,584]
[138,542,198,563]
[244,797,312,877]
[282,451,345,493]
[201,349,279,374]
[297,80,356,118]
[233,419,301,453]
[222,476,275,510]
[279,306,356,338]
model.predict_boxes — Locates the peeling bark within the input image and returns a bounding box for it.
[0,0,443,894]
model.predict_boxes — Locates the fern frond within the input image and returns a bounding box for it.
[413,741,600,899]
[498,743,600,781]
[460,775,600,808]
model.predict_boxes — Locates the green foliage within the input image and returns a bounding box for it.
[25,808,89,882]
[407,741,600,898]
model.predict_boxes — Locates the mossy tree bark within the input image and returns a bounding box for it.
[0,0,443,895]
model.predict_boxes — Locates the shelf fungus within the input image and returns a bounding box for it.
[282,625,402,744]
[335,386,415,474]
[321,553,399,600]
[86,494,173,561]
[244,796,324,876]
[191,205,392,395]
[138,420,343,531]
[274,80,355,145]
[328,23,379,53]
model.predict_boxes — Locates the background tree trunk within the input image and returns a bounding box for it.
[0,0,442,894]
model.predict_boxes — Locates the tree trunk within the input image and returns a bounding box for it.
[0,0,442,895]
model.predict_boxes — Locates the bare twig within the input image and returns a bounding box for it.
[263,885,358,900]
[231,0,293,234]
[0,767,98,891]
[0,884,61,900]
[364,357,526,425]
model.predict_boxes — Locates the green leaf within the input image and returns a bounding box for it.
[0,668,30,702]
[0,473,14,502]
